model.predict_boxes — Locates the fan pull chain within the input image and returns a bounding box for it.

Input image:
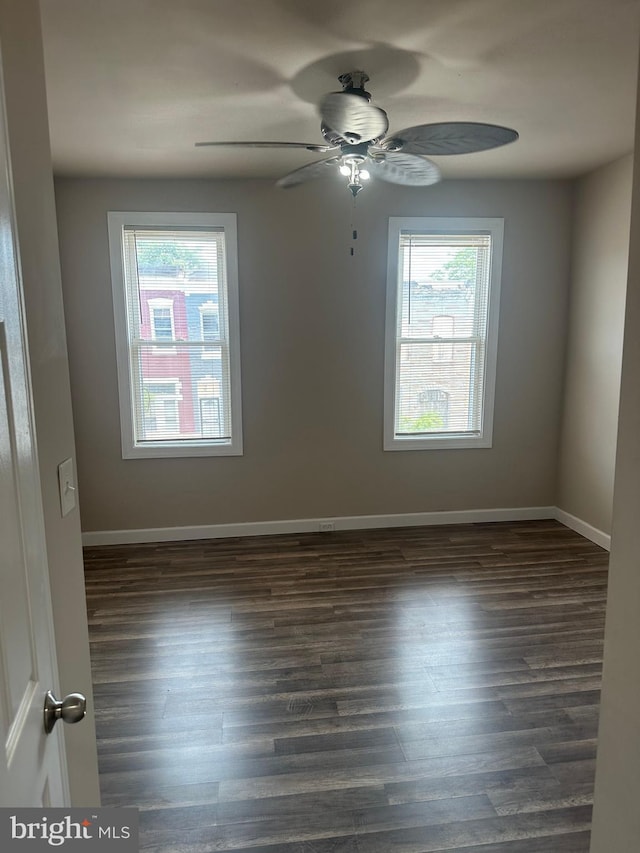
[350,198,358,256]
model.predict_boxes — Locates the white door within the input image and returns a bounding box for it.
[0,59,69,806]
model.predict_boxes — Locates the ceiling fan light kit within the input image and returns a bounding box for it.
[196,71,519,197]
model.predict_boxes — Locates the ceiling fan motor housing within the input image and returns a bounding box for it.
[341,142,369,159]
[337,70,371,100]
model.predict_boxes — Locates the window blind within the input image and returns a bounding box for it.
[120,226,233,445]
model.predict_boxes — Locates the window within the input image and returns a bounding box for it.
[149,300,175,342]
[384,217,503,450]
[197,377,222,438]
[143,380,181,438]
[148,297,176,354]
[199,301,220,358]
[108,211,242,458]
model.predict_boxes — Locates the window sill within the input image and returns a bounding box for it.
[122,439,243,459]
[384,434,492,451]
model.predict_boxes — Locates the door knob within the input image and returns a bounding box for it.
[43,690,87,734]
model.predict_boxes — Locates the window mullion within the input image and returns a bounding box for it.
[398,336,481,345]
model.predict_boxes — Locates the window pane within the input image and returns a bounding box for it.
[396,341,480,434]
[400,239,488,341]
[129,231,225,346]
[134,343,229,443]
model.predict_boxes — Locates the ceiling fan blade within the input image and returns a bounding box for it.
[382,122,519,156]
[276,157,341,189]
[367,152,441,186]
[319,93,389,144]
[195,140,337,153]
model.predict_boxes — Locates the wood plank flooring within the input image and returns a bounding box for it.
[83,520,608,852]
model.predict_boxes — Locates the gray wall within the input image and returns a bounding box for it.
[557,155,632,536]
[0,0,100,805]
[589,79,640,853]
[55,177,573,534]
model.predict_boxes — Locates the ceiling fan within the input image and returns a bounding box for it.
[196,71,519,197]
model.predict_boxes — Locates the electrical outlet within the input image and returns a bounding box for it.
[319,521,335,532]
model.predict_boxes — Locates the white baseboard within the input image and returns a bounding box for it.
[82,505,557,547]
[553,508,611,551]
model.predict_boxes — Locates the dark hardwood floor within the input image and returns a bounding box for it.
[83,520,608,852]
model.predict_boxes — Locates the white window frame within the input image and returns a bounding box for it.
[108,211,243,458]
[384,216,503,451]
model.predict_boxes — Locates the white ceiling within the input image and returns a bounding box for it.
[39,0,640,181]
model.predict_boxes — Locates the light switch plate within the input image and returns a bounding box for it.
[58,457,76,517]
